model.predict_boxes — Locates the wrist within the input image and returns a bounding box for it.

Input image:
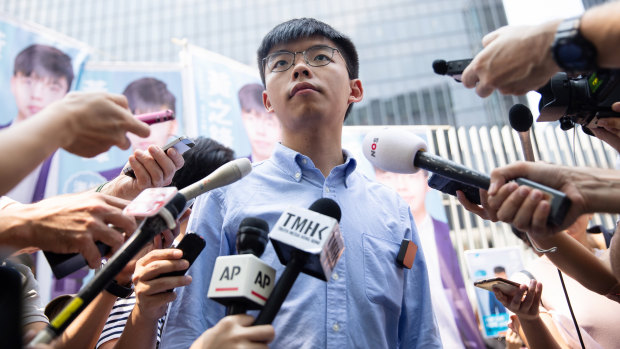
[105,279,133,298]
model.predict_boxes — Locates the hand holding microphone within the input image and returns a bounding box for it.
[362,128,571,227]
[29,158,252,346]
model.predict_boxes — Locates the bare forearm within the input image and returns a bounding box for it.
[111,308,158,349]
[581,1,620,68]
[531,232,620,296]
[0,112,70,195]
[518,315,564,349]
[54,292,118,349]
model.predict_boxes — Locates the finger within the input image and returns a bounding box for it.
[102,211,138,237]
[530,200,551,235]
[239,324,276,343]
[520,280,537,310]
[456,190,487,218]
[532,282,543,309]
[597,117,620,129]
[496,186,531,224]
[510,286,527,309]
[148,146,177,183]
[487,181,519,211]
[461,64,480,89]
[138,248,184,267]
[489,163,528,195]
[105,93,130,109]
[129,151,152,187]
[166,147,185,170]
[591,127,620,153]
[89,222,125,254]
[137,149,165,187]
[481,30,501,47]
[138,259,190,282]
[510,188,543,231]
[612,102,620,113]
[80,239,103,269]
[475,81,495,98]
[230,314,257,327]
[479,189,498,221]
[137,275,191,294]
[98,193,132,209]
[107,102,150,141]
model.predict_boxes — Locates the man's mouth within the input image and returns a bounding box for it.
[290,82,318,97]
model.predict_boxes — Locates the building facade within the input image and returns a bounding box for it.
[1,0,526,127]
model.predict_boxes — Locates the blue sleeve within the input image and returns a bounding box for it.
[398,209,442,348]
[160,191,228,349]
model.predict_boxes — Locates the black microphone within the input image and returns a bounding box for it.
[509,104,536,162]
[29,158,252,346]
[432,58,472,82]
[253,198,345,325]
[362,128,571,226]
[207,217,275,315]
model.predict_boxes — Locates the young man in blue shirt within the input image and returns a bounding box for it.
[161,18,441,348]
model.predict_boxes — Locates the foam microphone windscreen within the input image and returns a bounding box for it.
[308,198,342,223]
[509,104,534,132]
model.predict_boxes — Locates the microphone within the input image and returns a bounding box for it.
[207,217,276,315]
[509,104,536,162]
[43,157,250,279]
[29,158,252,346]
[362,128,570,226]
[253,198,345,325]
[432,58,472,82]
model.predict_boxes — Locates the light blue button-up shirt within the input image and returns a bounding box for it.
[160,144,441,349]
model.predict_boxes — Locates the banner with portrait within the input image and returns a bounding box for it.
[181,44,281,162]
[53,62,185,196]
[464,247,524,338]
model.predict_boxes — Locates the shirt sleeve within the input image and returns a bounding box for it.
[398,208,442,348]
[96,296,136,348]
[16,263,49,327]
[159,191,228,349]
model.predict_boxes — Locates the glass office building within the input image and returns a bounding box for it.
[1,0,526,127]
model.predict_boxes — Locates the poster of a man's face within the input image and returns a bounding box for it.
[374,169,429,218]
[9,44,74,122]
[123,77,178,151]
[238,83,281,162]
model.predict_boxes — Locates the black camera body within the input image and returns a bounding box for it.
[537,70,620,133]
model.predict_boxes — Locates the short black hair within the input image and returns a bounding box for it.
[257,18,359,120]
[493,266,506,274]
[170,137,235,190]
[122,77,176,114]
[14,44,74,91]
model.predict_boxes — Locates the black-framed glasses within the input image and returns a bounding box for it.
[263,45,341,73]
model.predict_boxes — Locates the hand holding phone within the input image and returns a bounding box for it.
[123,136,195,178]
[158,233,205,279]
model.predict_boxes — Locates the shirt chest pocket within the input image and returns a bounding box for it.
[363,233,404,312]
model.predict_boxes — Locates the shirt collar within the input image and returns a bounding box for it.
[271,143,357,187]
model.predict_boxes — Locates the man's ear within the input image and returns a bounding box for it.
[348,79,363,104]
[262,90,274,113]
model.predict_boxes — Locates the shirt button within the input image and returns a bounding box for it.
[294,172,301,179]
[332,323,340,332]
[302,159,307,164]
[332,272,339,280]
[325,187,330,193]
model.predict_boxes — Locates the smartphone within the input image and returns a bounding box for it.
[123,136,196,178]
[158,233,206,279]
[44,241,110,279]
[135,109,175,125]
[474,277,521,296]
[427,173,481,205]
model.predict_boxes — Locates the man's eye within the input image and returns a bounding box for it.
[312,54,330,62]
[271,59,289,70]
